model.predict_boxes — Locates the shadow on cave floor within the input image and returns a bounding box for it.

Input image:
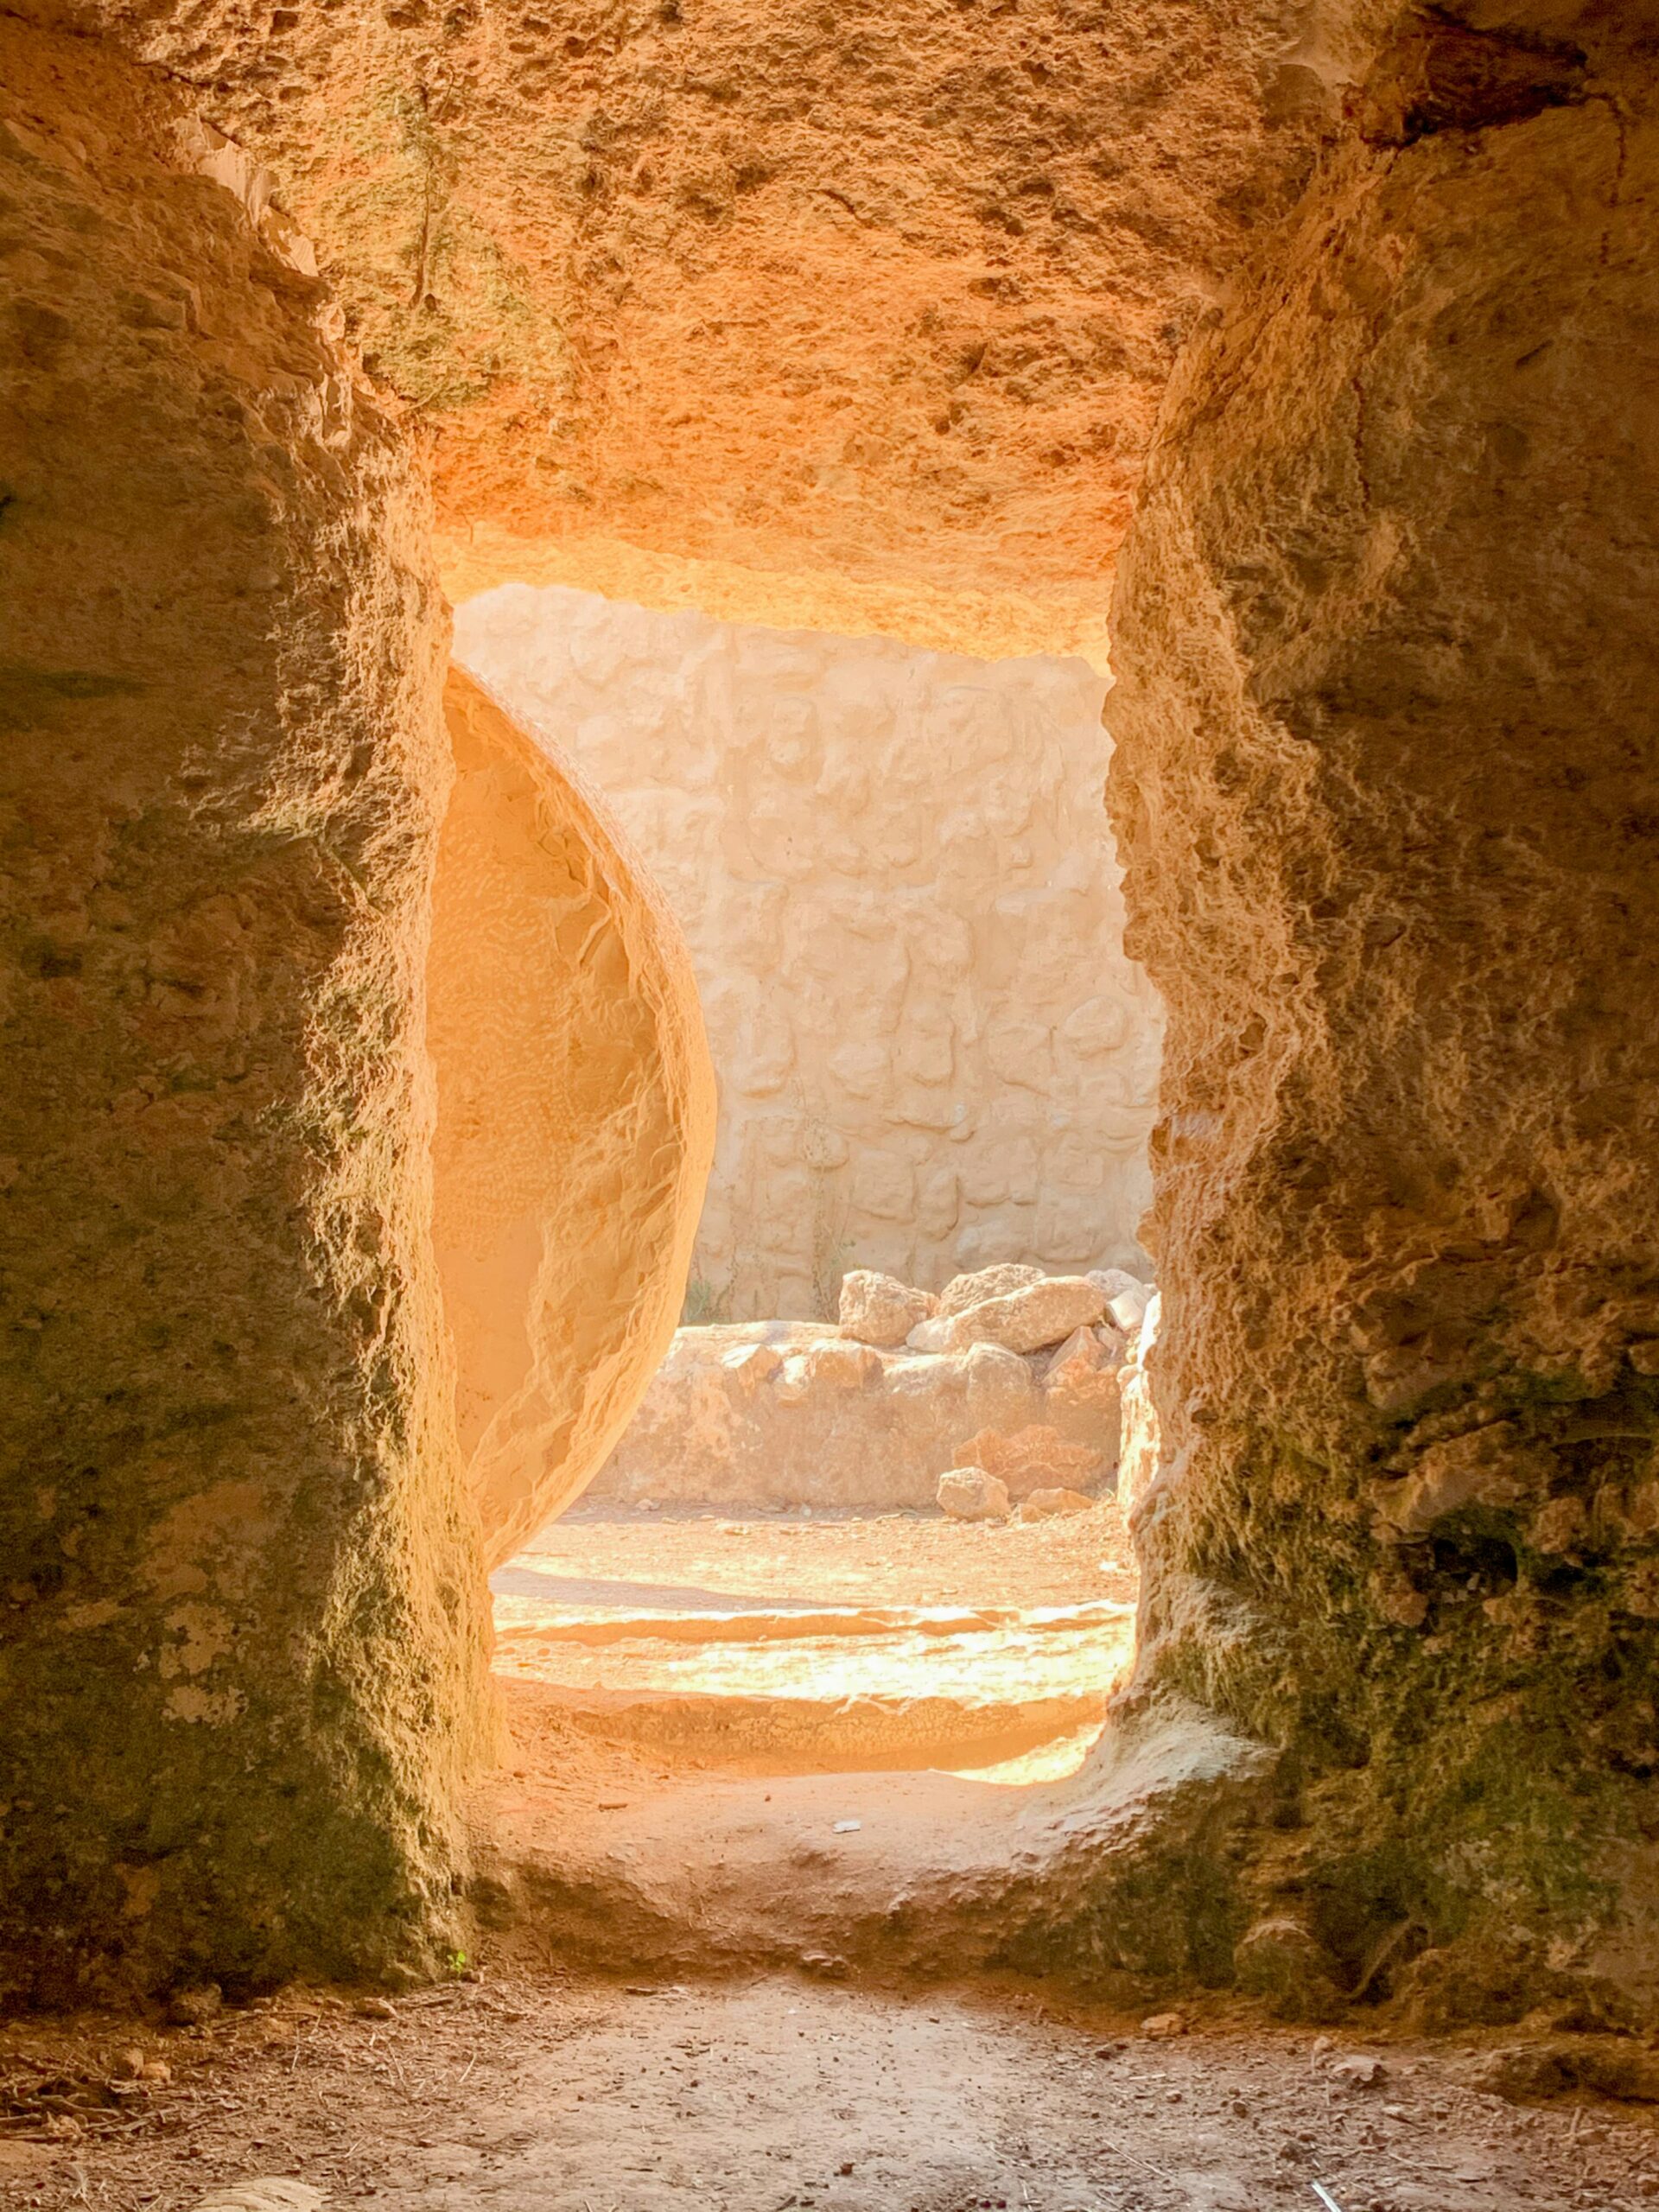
[5,1970,1637,2211]
[490,1563,836,1614]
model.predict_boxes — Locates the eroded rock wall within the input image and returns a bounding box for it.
[0,27,491,1999]
[1107,8,1659,2019]
[21,0,1348,657]
[455,586,1160,1319]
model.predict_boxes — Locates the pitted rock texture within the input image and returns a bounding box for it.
[1044,1323,1126,1435]
[0,25,490,1999]
[1106,11,1659,2018]
[454,584,1160,1317]
[429,670,716,1569]
[938,1274,1107,1357]
[837,1269,938,1350]
[588,1318,1123,1512]
[937,1466,1012,1522]
[33,0,1342,657]
[936,1263,1047,1319]
[959,1424,1106,1500]
[1114,1294,1161,1522]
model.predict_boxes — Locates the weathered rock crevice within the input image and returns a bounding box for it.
[1359,11,1590,146]
[1103,9,1659,2024]
[0,23,490,2002]
[0,23,714,1999]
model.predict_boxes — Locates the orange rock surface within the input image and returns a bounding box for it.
[55,0,1342,653]
[0,21,492,1996]
[430,671,716,1567]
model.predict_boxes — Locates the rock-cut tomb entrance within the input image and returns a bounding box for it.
[442,581,1166,1960]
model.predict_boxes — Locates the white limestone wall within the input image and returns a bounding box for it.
[454,585,1160,1319]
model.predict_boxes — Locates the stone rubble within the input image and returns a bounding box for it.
[936,1466,1013,1522]
[1042,1326,1125,1445]
[589,1267,1153,1511]
[931,1274,1109,1357]
[1093,1270,1154,1333]
[935,1263,1049,1319]
[1017,1488,1096,1521]
[957,1424,1105,1500]
[837,1269,938,1349]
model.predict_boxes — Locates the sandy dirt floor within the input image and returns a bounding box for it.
[3,1972,1656,2212]
[14,1516,1647,2211]
[495,1503,1138,1618]
[472,1505,1144,1970]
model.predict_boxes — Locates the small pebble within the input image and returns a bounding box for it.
[165,1984,222,2029]
[1331,2054,1388,2088]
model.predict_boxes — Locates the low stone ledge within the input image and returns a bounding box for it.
[588,1319,1124,1511]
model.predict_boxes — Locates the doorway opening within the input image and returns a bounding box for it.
[448,581,1164,1945]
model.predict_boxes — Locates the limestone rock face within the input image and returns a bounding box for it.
[958,1342,1046,1440]
[838,1270,936,1349]
[456,588,1160,1315]
[942,1276,1108,1357]
[1092,1272,1154,1333]
[0,26,491,1999]
[429,671,716,1569]
[1019,1488,1096,1522]
[59,0,1332,659]
[959,1425,1105,1503]
[938,1265,1048,1319]
[1046,1326,1112,1385]
[1107,13,1659,2012]
[937,1468,1012,1523]
[1115,1297,1162,1522]
[1041,1327,1125,1452]
[589,1324,1058,1511]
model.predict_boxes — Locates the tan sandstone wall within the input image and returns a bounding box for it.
[0,26,492,2000]
[1100,7,1659,2023]
[454,585,1160,1320]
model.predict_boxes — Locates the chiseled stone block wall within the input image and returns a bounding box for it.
[455,584,1159,1319]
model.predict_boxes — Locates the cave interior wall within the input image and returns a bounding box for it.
[2,0,1658,2014]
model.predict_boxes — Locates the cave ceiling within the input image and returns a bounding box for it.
[22,0,1360,652]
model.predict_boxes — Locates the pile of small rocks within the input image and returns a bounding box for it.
[589,1263,1155,1515]
[836,1263,1154,1523]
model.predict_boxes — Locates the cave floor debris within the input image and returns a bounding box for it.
[3,1974,1655,2212]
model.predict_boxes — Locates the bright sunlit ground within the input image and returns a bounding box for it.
[490,1501,1138,1781]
